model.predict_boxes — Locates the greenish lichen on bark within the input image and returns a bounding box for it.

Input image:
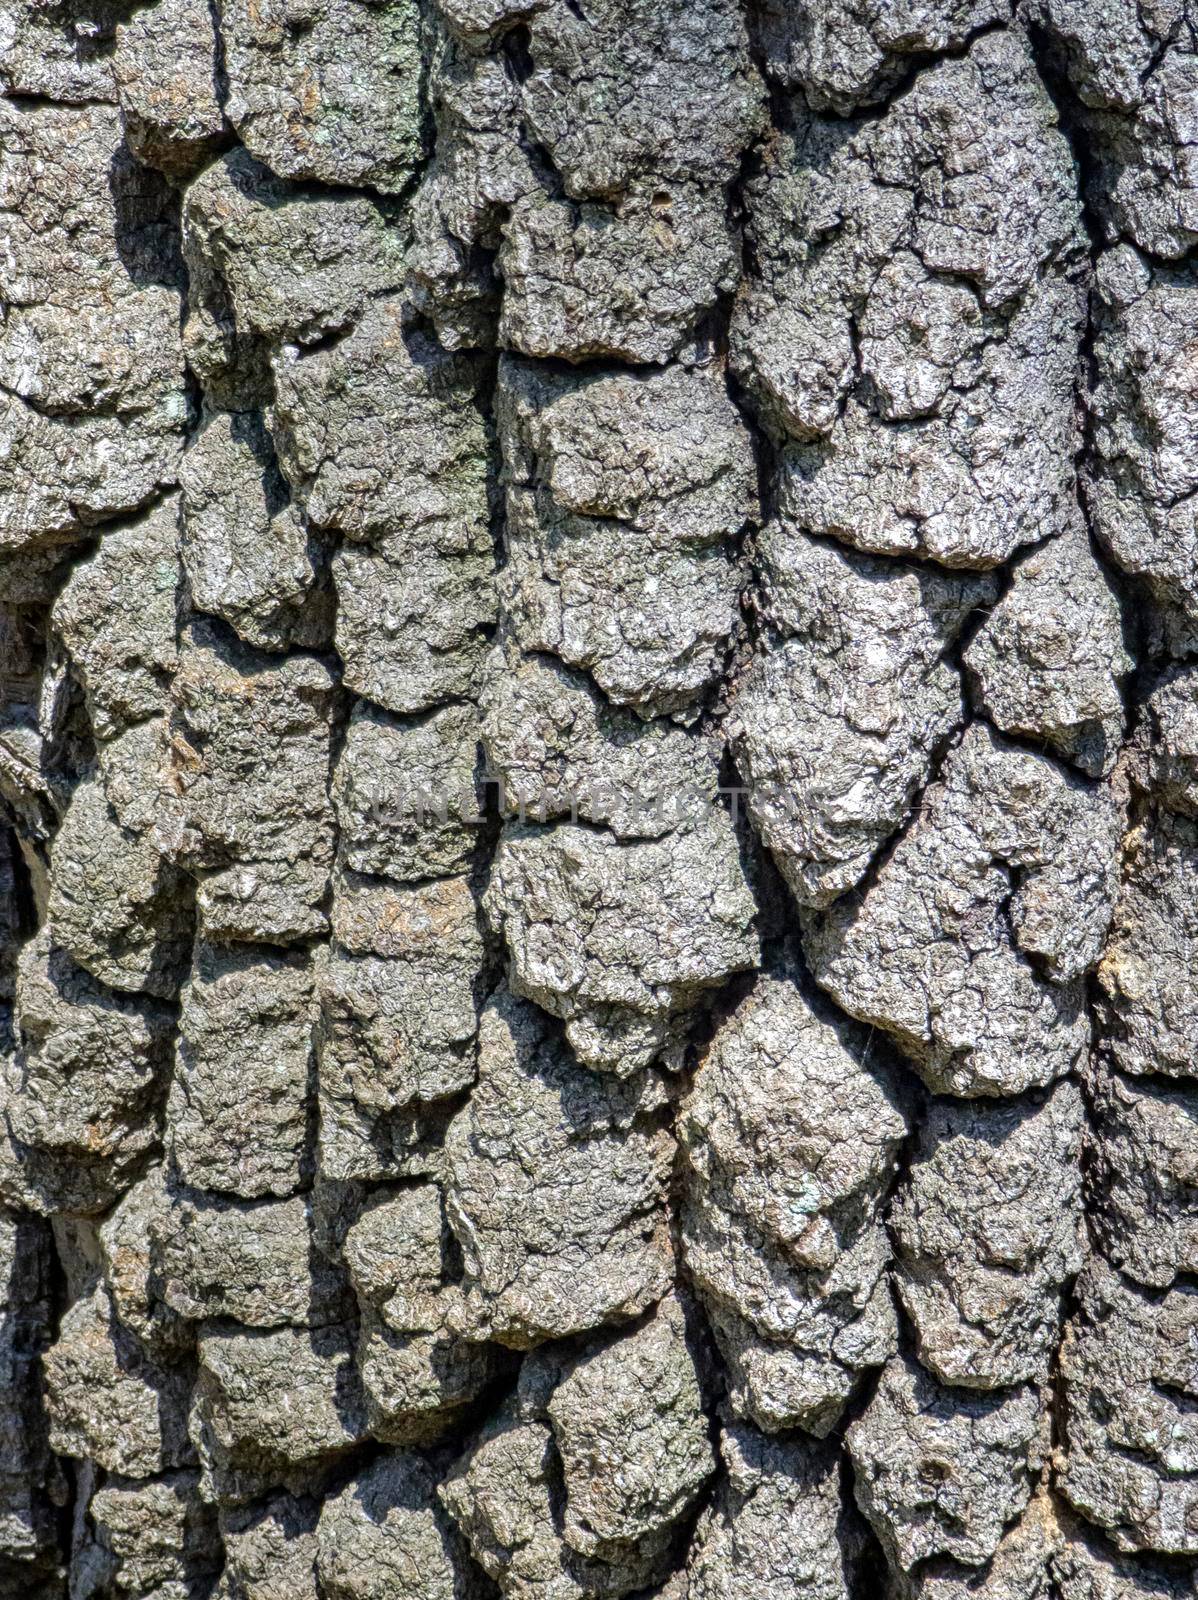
[0,0,1193,1595]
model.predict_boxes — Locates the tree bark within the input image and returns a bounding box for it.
[0,1,1195,1595]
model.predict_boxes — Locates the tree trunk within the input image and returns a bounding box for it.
[0,1,1194,1595]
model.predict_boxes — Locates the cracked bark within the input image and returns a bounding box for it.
[0,1,1194,1596]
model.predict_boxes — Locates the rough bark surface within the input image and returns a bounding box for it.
[0,2,1193,1596]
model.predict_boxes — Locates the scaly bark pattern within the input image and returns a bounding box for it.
[0,1,1194,1595]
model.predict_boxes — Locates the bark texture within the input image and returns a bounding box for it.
[0,1,1194,1595]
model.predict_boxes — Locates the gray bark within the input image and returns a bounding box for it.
[0,1,1195,1595]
